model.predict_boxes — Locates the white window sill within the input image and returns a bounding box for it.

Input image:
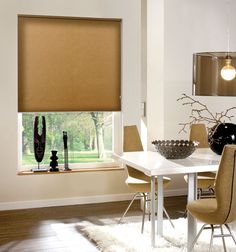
[18,165,124,175]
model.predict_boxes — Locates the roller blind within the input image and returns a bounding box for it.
[18,15,121,112]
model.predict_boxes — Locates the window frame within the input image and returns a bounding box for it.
[18,112,122,172]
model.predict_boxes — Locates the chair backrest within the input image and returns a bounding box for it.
[123,125,149,181]
[215,145,236,223]
[123,125,143,152]
[189,123,209,148]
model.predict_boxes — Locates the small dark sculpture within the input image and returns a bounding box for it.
[34,116,46,169]
[50,150,59,172]
[63,131,71,171]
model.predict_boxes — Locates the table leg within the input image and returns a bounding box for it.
[151,176,156,247]
[157,175,163,236]
[187,173,197,252]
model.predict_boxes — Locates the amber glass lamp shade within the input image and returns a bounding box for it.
[193,52,236,96]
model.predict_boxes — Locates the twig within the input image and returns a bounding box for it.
[177,93,236,133]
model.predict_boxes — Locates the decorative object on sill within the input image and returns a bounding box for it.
[32,115,47,172]
[63,131,71,171]
[177,93,236,154]
[193,52,236,96]
[49,150,59,172]
[152,140,198,159]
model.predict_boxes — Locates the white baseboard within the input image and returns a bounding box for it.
[0,193,133,211]
[0,188,187,211]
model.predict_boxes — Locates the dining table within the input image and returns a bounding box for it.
[116,148,221,251]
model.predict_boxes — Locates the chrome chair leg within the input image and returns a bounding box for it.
[209,224,214,252]
[225,224,236,245]
[189,223,236,252]
[163,207,174,228]
[119,192,139,223]
[119,192,174,233]
[141,193,146,233]
[198,188,202,199]
[182,209,188,218]
[210,188,215,195]
[188,224,207,252]
[220,225,227,252]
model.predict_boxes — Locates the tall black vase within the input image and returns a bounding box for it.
[208,123,236,155]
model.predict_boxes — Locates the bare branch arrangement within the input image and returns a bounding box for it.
[177,93,236,133]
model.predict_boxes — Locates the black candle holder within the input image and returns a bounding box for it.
[49,150,59,172]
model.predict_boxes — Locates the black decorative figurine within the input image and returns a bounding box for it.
[63,131,70,170]
[50,150,59,172]
[33,116,46,171]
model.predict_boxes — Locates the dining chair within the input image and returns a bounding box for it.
[188,123,216,198]
[119,125,174,233]
[187,144,236,251]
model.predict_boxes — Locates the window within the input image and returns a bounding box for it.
[18,112,121,171]
[17,16,122,172]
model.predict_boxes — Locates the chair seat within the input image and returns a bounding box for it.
[184,172,215,189]
[187,198,226,224]
[187,145,236,251]
[126,176,171,192]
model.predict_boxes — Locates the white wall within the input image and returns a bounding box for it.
[164,0,236,139]
[2,0,235,210]
[161,0,236,230]
[0,0,142,209]
[146,0,236,192]
[146,0,165,148]
[146,0,236,141]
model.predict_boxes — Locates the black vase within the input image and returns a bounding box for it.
[208,123,236,155]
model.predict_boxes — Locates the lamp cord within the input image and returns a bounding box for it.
[226,0,230,54]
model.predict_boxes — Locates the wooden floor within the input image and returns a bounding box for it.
[0,196,187,252]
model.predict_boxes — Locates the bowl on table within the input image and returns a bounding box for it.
[152,140,199,159]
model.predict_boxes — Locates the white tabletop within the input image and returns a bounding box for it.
[117,148,220,176]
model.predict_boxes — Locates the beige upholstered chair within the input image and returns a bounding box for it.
[187,145,236,251]
[119,125,173,233]
[188,124,216,198]
[190,123,209,148]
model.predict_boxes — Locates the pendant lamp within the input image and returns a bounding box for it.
[193,0,236,96]
[221,0,236,81]
[193,52,236,96]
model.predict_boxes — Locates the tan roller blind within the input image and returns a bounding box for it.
[18,15,121,112]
